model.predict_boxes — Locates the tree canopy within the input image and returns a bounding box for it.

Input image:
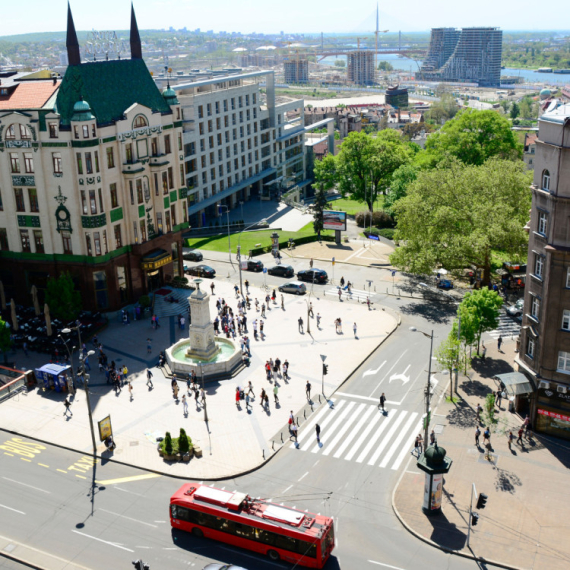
[45,272,82,322]
[312,184,329,235]
[390,157,532,283]
[383,163,419,217]
[0,318,11,364]
[424,108,523,166]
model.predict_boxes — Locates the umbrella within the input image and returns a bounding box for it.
[10,298,18,331]
[31,285,40,316]
[44,303,52,337]
[433,268,448,275]
[0,281,5,310]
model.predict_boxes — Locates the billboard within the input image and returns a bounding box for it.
[323,210,347,231]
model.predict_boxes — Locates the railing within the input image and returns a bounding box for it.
[0,375,27,403]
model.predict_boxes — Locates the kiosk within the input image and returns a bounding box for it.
[35,364,72,392]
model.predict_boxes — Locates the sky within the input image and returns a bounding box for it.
[0,0,569,36]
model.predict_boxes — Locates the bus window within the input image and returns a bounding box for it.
[297,540,317,559]
[275,534,297,552]
[235,522,254,539]
[253,528,275,545]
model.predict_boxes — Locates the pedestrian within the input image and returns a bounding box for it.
[210,282,215,295]
[337,317,342,334]
[306,380,311,400]
[283,360,289,380]
[272,289,277,304]
[338,287,342,301]
[182,394,189,415]
[261,304,266,318]
[146,369,153,388]
[298,316,304,333]
[483,427,491,445]
[275,357,281,375]
[260,388,266,407]
[84,355,91,371]
[245,392,251,410]
[180,315,185,331]
[353,322,357,337]
[245,279,249,294]
[173,383,179,400]
[234,284,239,297]
[413,434,422,456]
[496,390,502,408]
[273,384,279,404]
[310,258,314,268]
[430,429,436,446]
[367,297,371,310]
[23,341,28,357]
[281,294,284,310]
[146,338,152,354]
[475,426,481,446]
[379,392,386,412]
[497,335,503,352]
[481,341,487,361]
[315,423,321,443]
[122,365,128,384]
[340,276,345,287]
[236,387,241,408]
[291,423,298,442]
[507,430,514,450]
[316,313,321,328]
[523,415,531,438]
[265,360,272,380]
[201,387,206,405]
[255,298,259,312]
[247,381,255,398]
[517,427,524,446]
[151,314,156,329]
[63,398,72,416]
[416,434,423,454]
[128,382,133,401]
[476,403,483,422]
[308,302,314,317]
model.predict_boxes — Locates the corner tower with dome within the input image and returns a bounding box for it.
[0,3,188,311]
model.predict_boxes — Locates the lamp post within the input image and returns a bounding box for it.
[58,334,76,389]
[237,217,267,301]
[62,325,97,455]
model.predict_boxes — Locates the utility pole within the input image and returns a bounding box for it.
[424,330,434,451]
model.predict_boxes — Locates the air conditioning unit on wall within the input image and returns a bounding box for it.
[539,380,551,390]
[557,385,568,394]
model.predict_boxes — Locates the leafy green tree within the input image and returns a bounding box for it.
[312,184,329,235]
[458,288,504,353]
[435,332,461,399]
[424,93,459,125]
[0,318,11,364]
[314,154,337,191]
[390,158,532,284]
[377,61,394,71]
[519,98,533,119]
[383,163,418,217]
[334,60,346,68]
[510,102,520,119]
[178,428,191,454]
[335,130,413,212]
[45,272,82,321]
[425,109,523,166]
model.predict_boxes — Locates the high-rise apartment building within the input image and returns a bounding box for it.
[347,51,375,86]
[284,59,309,84]
[418,27,502,87]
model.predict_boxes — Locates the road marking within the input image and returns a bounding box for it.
[95,473,162,485]
[391,419,424,471]
[38,463,49,468]
[3,452,14,456]
[282,485,293,494]
[362,361,386,378]
[293,398,339,448]
[311,401,356,453]
[300,400,346,451]
[367,412,407,466]
[57,469,67,474]
[346,411,385,462]
[321,403,365,456]
[379,413,418,468]
[0,504,25,515]
[333,405,376,459]
[2,477,51,494]
[20,458,32,462]
[335,391,400,406]
[298,472,309,482]
[72,530,134,552]
[369,351,408,398]
[99,508,158,528]
[368,560,407,570]
[76,475,86,479]
[114,486,142,496]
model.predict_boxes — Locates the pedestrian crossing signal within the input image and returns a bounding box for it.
[323,364,328,376]
[471,512,479,526]
[476,493,488,510]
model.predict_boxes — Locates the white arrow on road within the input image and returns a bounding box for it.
[362,361,386,378]
[389,373,410,385]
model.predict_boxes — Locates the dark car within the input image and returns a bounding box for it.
[246,260,264,272]
[183,250,203,262]
[185,264,216,278]
[267,265,294,278]
[437,279,454,290]
[297,268,328,284]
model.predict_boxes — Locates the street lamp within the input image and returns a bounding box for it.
[410,326,434,452]
[237,217,267,301]
[62,325,97,455]
[58,334,75,389]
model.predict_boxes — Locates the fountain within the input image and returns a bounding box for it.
[165,279,243,380]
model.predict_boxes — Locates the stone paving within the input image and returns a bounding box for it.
[0,280,398,479]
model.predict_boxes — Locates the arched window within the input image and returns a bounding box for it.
[133,115,148,128]
[542,169,550,191]
[19,124,31,139]
[5,125,16,139]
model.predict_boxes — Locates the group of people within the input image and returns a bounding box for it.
[263,357,289,381]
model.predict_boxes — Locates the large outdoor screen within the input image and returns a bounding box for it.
[323,210,347,231]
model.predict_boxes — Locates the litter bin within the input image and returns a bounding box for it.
[508,397,515,413]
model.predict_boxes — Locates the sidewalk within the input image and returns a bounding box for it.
[393,339,570,570]
[0,280,398,480]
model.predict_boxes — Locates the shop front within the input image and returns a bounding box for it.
[35,364,72,393]
[141,249,172,293]
[494,372,535,417]
[535,384,570,440]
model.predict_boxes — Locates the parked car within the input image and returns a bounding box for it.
[185,264,216,278]
[506,298,524,317]
[278,281,307,295]
[183,250,203,262]
[267,265,294,278]
[297,269,328,284]
[437,279,454,290]
[246,260,264,272]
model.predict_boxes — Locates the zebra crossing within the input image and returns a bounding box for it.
[290,398,422,471]
[324,287,371,302]
[488,313,521,340]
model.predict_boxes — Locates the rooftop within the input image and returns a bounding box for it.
[540,103,570,125]
[0,80,61,110]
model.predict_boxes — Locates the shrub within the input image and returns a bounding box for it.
[164,431,173,455]
[139,295,151,308]
[378,228,396,240]
[178,428,191,454]
[172,276,189,286]
[355,210,395,229]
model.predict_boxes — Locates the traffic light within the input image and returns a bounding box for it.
[471,513,479,526]
[476,493,488,510]
[323,364,328,376]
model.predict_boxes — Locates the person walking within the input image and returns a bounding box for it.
[413,434,422,456]
[481,341,487,361]
[475,426,481,446]
[235,387,241,408]
[338,287,342,301]
[260,388,266,408]
[316,313,321,328]
[483,427,491,445]
[182,394,189,415]
[210,282,215,295]
[173,382,179,400]
[23,341,28,357]
[353,322,357,337]
[247,381,255,398]
[496,390,502,408]
[315,423,321,443]
[180,315,185,331]
[122,365,128,385]
[306,381,312,401]
[261,304,266,318]
[146,338,152,354]
[367,297,371,311]
[273,384,279,404]
[379,393,386,412]
[245,392,251,411]
[244,279,249,294]
[275,357,281,376]
[430,429,436,446]
[507,430,514,450]
[416,434,423,454]
[310,258,314,268]
[517,427,524,446]
[259,319,264,337]
[283,360,289,380]
[340,276,345,287]
[298,317,304,334]
[63,398,72,417]
[497,335,503,352]
[523,415,531,438]
[291,422,298,443]
[146,369,154,388]
[128,382,133,401]
[476,403,483,423]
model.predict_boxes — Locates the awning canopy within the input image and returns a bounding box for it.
[141,249,172,271]
[494,372,535,396]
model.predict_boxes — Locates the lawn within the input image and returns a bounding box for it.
[185,222,332,254]
[328,196,385,217]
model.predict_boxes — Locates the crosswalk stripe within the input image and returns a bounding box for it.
[290,399,337,448]
[299,400,345,451]
[355,411,398,464]
[379,413,418,468]
[391,419,424,471]
[366,412,407,466]
[320,403,366,456]
[310,401,356,453]
[324,287,370,301]
[345,410,385,462]
[333,405,377,459]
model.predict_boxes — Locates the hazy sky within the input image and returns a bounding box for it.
[1,0,569,36]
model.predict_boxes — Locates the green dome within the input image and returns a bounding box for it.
[425,444,447,466]
[162,87,179,106]
[71,99,95,122]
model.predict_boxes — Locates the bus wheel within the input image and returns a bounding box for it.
[192,527,204,538]
[267,550,280,562]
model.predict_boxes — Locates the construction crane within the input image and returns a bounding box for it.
[374,3,389,84]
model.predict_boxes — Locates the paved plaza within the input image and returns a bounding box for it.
[0,280,397,479]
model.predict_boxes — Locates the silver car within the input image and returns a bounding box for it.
[278,281,307,295]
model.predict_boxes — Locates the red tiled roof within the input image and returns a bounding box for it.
[0,81,60,110]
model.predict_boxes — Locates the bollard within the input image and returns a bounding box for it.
[281,432,283,443]
[272,441,275,450]
[304,409,306,419]
[263,449,265,459]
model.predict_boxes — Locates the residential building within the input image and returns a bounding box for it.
[0,5,187,311]
[385,85,409,109]
[418,27,502,87]
[347,51,375,86]
[283,59,309,84]
[523,132,538,170]
[517,104,570,441]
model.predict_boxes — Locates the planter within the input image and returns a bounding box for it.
[181,452,191,462]
[163,454,178,461]
[193,446,203,458]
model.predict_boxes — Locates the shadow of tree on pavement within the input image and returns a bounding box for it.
[399,300,455,325]
[493,466,522,494]
[446,399,478,429]
[471,356,514,380]
[459,378,494,398]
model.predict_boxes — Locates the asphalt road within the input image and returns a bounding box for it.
[1,261,502,570]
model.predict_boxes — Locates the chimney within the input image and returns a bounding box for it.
[66,2,81,66]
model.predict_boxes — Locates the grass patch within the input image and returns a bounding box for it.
[185,222,332,254]
[330,196,385,217]
[445,396,461,404]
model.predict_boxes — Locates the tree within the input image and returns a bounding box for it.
[312,184,329,235]
[424,93,459,125]
[45,272,82,321]
[0,318,11,364]
[425,108,523,166]
[335,130,413,212]
[334,60,346,68]
[314,154,336,191]
[435,332,461,400]
[390,158,532,284]
[510,102,520,119]
[377,61,394,71]
[519,98,533,119]
[383,163,418,217]
[401,122,433,142]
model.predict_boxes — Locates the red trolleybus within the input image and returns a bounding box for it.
[170,482,335,568]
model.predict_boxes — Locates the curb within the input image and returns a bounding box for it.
[0,552,46,570]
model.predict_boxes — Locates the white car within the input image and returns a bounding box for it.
[506,299,524,317]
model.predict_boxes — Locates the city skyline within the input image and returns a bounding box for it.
[1,0,569,37]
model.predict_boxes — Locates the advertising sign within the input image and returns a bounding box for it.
[98,415,113,442]
[431,473,443,510]
[323,210,347,231]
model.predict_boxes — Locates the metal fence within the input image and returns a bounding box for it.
[0,375,27,403]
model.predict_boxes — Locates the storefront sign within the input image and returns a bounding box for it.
[118,125,163,142]
[98,415,113,441]
[540,388,570,403]
[538,409,570,423]
[85,30,128,58]
[141,253,172,271]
